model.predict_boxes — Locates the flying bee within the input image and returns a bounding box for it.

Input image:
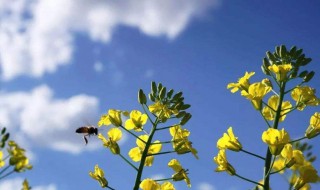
[75,125,98,145]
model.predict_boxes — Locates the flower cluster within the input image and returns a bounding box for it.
[0,127,33,189]
[216,45,320,190]
[89,82,196,189]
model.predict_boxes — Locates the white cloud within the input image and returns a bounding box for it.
[197,182,216,190]
[0,178,57,190]
[0,85,100,154]
[0,0,219,80]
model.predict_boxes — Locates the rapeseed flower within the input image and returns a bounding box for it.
[125,110,148,131]
[213,149,235,175]
[227,72,255,93]
[305,112,320,139]
[168,159,191,187]
[169,125,198,159]
[241,82,271,110]
[98,128,122,154]
[268,64,292,82]
[262,128,290,155]
[89,165,108,188]
[217,127,242,151]
[128,135,162,166]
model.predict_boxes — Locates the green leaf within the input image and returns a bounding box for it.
[138,89,147,104]
[151,81,157,94]
[304,71,315,82]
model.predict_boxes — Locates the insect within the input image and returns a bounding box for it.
[75,125,98,145]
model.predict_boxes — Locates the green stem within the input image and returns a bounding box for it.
[151,140,172,145]
[0,165,10,176]
[142,104,156,126]
[263,82,286,190]
[119,153,138,171]
[234,173,263,187]
[270,166,286,175]
[107,186,116,190]
[259,110,272,128]
[147,151,176,156]
[154,178,173,182]
[155,125,175,131]
[119,125,147,144]
[0,169,14,180]
[133,119,159,190]
[289,136,307,144]
[264,155,276,179]
[240,149,265,160]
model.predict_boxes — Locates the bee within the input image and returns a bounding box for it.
[75,125,98,145]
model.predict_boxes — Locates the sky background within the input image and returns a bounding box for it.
[0,0,320,190]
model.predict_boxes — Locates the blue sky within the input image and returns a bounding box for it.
[0,0,320,190]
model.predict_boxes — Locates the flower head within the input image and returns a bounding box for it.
[168,159,191,187]
[128,135,162,166]
[227,72,255,93]
[241,82,271,110]
[98,128,122,154]
[7,141,32,172]
[149,101,178,121]
[169,125,198,159]
[262,95,292,122]
[293,163,320,190]
[291,86,320,111]
[268,64,292,82]
[262,128,290,155]
[98,109,124,127]
[125,110,148,131]
[89,165,108,188]
[305,112,320,139]
[213,149,236,175]
[217,127,242,151]
[280,144,305,169]
[140,179,175,190]
[22,179,31,190]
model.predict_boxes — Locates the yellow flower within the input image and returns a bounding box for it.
[125,110,148,131]
[241,82,271,110]
[294,163,319,190]
[213,149,236,175]
[169,125,198,159]
[261,128,290,155]
[291,86,320,111]
[268,64,292,82]
[227,71,255,93]
[217,127,242,151]
[140,179,175,190]
[168,159,191,188]
[272,158,286,174]
[128,135,162,166]
[8,141,32,172]
[98,128,122,154]
[98,109,123,127]
[149,101,178,121]
[280,144,305,169]
[305,112,320,139]
[140,179,160,190]
[262,95,292,122]
[22,179,31,190]
[0,151,5,168]
[160,182,175,190]
[89,164,108,188]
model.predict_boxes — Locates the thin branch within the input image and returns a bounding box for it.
[240,149,265,160]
